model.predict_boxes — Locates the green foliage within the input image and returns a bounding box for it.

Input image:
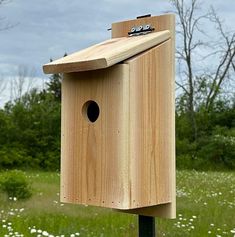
[0,147,32,169]
[176,94,235,170]
[0,78,61,171]
[197,128,235,169]
[0,170,32,200]
[46,73,62,102]
[46,55,66,102]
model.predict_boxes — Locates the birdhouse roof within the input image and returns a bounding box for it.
[43,30,170,74]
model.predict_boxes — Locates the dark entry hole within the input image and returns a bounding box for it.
[82,100,100,123]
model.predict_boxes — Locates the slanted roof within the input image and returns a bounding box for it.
[43,30,170,74]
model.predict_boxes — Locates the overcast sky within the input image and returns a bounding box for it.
[0,0,234,105]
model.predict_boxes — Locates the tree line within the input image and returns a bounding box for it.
[0,73,61,170]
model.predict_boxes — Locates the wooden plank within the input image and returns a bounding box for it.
[112,14,176,218]
[43,30,170,74]
[61,64,131,209]
[126,39,174,210]
[112,14,174,39]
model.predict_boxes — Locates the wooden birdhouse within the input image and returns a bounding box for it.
[43,14,176,218]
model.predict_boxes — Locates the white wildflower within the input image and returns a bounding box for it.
[42,231,49,236]
[30,229,37,234]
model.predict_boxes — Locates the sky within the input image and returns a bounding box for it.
[0,0,234,106]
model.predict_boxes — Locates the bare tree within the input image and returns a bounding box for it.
[204,8,235,111]
[11,65,36,101]
[172,0,235,141]
[0,75,7,97]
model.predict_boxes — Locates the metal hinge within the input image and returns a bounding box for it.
[128,24,155,37]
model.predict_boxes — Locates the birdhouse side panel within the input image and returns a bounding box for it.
[124,39,174,208]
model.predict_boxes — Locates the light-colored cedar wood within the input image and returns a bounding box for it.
[60,40,174,213]
[43,30,170,74]
[124,39,174,216]
[57,14,175,218]
[61,65,130,209]
[112,14,176,218]
[112,14,175,39]
[116,203,173,218]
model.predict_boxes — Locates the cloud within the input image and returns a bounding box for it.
[0,0,173,76]
[0,0,234,106]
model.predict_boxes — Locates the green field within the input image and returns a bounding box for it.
[0,170,234,237]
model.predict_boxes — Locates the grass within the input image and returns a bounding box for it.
[0,170,234,237]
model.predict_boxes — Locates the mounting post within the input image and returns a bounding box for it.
[138,215,156,237]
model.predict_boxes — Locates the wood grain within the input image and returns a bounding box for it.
[59,14,175,218]
[112,14,176,218]
[125,39,174,213]
[61,65,131,209]
[112,14,174,39]
[61,40,174,213]
[43,30,170,74]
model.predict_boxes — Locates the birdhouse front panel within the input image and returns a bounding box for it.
[61,65,131,209]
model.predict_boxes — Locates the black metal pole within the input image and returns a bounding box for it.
[138,215,156,237]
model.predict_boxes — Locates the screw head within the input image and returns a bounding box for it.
[131,27,136,33]
[145,24,150,29]
[138,25,143,31]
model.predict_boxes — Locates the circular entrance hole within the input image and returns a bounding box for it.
[82,100,100,123]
